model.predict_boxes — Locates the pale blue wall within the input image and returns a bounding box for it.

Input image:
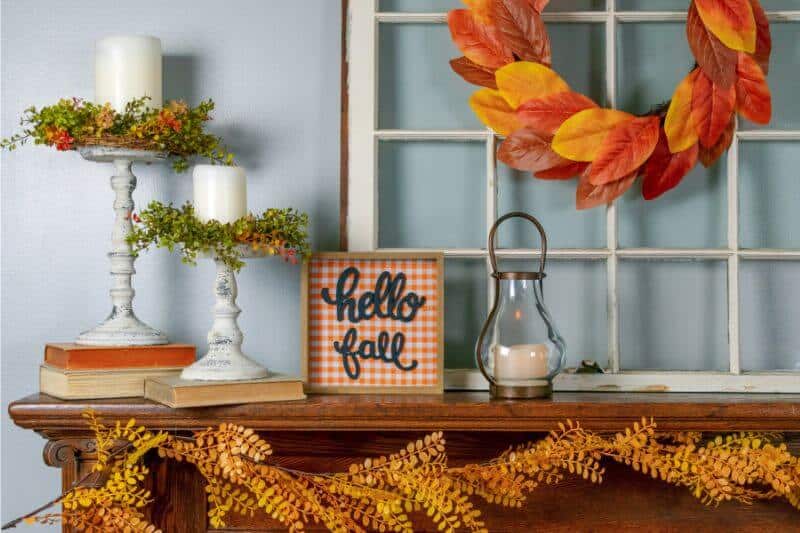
[1,0,340,526]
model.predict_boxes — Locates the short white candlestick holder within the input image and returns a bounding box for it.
[181,249,269,381]
[76,146,168,346]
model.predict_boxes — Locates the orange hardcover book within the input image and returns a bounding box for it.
[44,343,196,370]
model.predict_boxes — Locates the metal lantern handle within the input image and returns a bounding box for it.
[487,211,548,278]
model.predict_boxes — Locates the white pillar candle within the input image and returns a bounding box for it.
[494,343,550,381]
[95,35,162,111]
[193,165,248,224]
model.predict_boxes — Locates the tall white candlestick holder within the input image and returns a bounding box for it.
[76,146,168,346]
[181,249,269,381]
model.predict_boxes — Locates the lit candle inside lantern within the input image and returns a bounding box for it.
[193,165,248,224]
[95,35,162,111]
[494,343,550,382]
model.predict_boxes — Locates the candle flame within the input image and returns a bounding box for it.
[514,309,522,321]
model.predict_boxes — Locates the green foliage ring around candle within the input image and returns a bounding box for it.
[127,201,311,270]
[1,97,234,172]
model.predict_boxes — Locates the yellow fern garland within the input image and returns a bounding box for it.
[8,412,799,532]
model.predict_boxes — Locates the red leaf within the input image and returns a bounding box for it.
[516,91,597,138]
[736,53,771,124]
[531,0,550,11]
[534,161,588,180]
[686,2,737,89]
[642,132,699,200]
[699,117,735,167]
[448,9,514,69]
[490,0,551,66]
[749,0,772,74]
[589,116,660,185]
[450,56,498,89]
[691,70,736,148]
[694,0,756,52]
[576,168,637,210]
[497,128,568,172]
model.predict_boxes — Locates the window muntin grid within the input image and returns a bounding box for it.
[347,1,800,392]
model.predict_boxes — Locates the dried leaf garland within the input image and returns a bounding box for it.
[15,412,800,532]
[699,116,736,167]
[576,169,638,210]
[749,0,772,74]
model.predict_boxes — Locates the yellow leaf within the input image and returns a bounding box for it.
[495,61,570,109]
[469,88,522,135]
[665,70,699,153]
[694,0,756,53]
[552,108,634,162]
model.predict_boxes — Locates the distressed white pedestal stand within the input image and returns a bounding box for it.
[76,147,168,346]
[181,250,268,380]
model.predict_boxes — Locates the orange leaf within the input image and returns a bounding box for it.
[735,53,771,124]
[589,116,660,185]
[469,88,522,135]
[516,91,597,138]
[497,128,569,172]
[552,108,634,162]
[531,0,550,12]
[694,0,756,53]
[665,70,700,153]
[576,168,637,210]
[448,9,514,69]
[691,70,736,148]
[749,0,771,74]
[535,161,588,180]
[686,2,737,88]
[699,117,735,167]
[495,62,569,109]
[463,0,494,23]
[450,56,498,89]
[490,0,551,66]
[642,131,699,200]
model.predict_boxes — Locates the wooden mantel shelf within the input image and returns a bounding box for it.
[10,392,800,433]
[9,392,800,532]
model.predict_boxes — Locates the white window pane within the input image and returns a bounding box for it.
[444,259,487,369]
[740,261,800,371]
[617,21,726,248]
[740,141,800,249]
[496,167,607,249]
[379,23,480,129]
[618,164,727,249]
[378,141,486,248]
[619,260,729,371]
[499,259,608,369]
[550,23,608,106]
[740,23,800,131]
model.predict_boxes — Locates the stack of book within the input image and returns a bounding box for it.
[40,343,195,399]
[40,343,306,406]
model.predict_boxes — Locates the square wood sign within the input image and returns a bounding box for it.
[301,252,444,393]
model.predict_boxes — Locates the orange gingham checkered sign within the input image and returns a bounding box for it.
[307,256,440,389]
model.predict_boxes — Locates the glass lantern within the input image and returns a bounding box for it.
[476,212,566,399]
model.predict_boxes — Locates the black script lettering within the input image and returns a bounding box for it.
[332,328,418,380]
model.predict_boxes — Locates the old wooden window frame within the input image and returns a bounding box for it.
[341,0,800,392]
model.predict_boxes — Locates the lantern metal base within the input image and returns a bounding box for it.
[490,381,552,399]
